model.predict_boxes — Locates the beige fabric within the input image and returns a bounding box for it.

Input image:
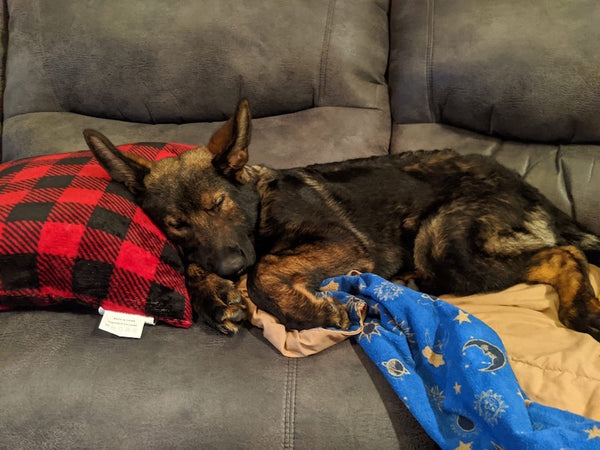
[244,269,600,420]
[239,277,367,357]
[441,266,600,421]
[247,299,367,357]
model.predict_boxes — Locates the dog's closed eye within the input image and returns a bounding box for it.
[165,216,190,232]
[212,194,225,212]
[200,192,226,213]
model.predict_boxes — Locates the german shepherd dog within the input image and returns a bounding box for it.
[84,99,600,341]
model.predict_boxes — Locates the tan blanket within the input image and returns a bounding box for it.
[243,267,600,421]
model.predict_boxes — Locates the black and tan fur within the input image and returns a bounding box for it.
[84,99,600,340]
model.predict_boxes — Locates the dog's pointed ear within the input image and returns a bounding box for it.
[207,99,252,182]
[83,129,151,195]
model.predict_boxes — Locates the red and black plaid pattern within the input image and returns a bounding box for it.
[0,142,196,327]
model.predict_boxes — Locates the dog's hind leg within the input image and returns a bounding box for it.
[525,245,600,340]
[247,242,373,330]
[414,203,600,340]
[412,203,529,297]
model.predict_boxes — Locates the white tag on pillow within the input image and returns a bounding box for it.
[97,308,155,338]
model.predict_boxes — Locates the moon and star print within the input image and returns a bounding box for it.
[320,273,600,450]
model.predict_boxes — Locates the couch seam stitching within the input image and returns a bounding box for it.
[0,0,8,158]
[317,0,337,106]
[557,147,577,221]
[283,358,297,449]
[425,0,436,123]
[32,2,62,112]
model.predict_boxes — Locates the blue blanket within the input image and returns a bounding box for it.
[321,273,600,449]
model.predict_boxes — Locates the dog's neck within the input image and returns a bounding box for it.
[244,164,276,195]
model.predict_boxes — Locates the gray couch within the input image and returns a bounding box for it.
[1,1,599,448]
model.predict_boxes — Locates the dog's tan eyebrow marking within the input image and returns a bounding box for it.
[199,191,226,210]
[297,171,372,252]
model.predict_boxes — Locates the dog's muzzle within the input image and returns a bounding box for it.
[188,242,255,279]
[201,244,254,279]
[216,252,248,278]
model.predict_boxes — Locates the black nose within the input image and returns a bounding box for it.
[215,249,247,278]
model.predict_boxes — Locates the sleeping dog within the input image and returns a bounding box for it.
[84,99,600,340]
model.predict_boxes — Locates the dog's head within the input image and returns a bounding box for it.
[84,99,259,279]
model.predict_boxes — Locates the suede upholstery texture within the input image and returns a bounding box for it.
[1,0,599,448]
[2,0,390,164]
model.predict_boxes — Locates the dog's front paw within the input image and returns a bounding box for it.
[207,283,247,335]
[323,297,351,330]
[187,265,248,335]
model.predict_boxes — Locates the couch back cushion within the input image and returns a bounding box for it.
[4,0,388,124]
[389,0,600,144]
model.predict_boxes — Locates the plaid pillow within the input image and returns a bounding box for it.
[0,142,195,327]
